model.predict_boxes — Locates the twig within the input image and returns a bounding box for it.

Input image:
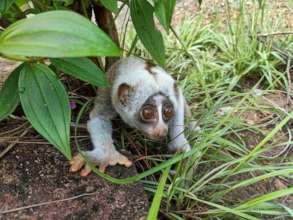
[70,122,87,129]
[9,115,26,121]
[81,0,89,18]
[121,7,130,50]
[114,2,127,21]
[286,58,292,104]
[0,192,98,214]
[257,32,293,37]
[261,126,292,160]
[170,26,198,65]
[0,122,29,136]
[0,141,48,145]
[0,126,31,159]
[257,37,293,60]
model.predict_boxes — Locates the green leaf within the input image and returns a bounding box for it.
[58,0,74,6]
[100,0,118,13]
[0,64,22,121]
[0,0,16,14]
[130,0,165,66]
[280,204,293,217]
[15,0,27,7]
[51,57,108,87]
[19,63,71,159]
[52,0,74,8]
[147,166,170,220]
[0,10,122,59]
[154,0,176,31]
[236,187,293,210]
[243,202,290,216]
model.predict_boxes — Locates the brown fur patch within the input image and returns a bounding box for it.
[144,61,156,75]
[107,59,121,83]
[118,83,133,106]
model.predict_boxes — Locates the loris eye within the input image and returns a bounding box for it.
[163,104,174,121]
[140,106,156,122]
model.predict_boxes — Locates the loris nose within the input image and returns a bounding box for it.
[151,127,168,140]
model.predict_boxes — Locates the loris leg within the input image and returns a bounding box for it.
[70,117,132,176]
[69,89,132,176]
[168,88,191,152]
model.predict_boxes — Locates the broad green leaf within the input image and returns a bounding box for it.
[130,0,165,66]
[15,0,27,7]
[0,10,122,58]
[0,0,16,14]
[19,63,71,159]
[100,0,118,13]
[147,166,170,220]
[51,57,108,87]
[0,63,22,121]
[154,0,176,31]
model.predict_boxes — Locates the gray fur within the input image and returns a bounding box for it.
[83,57,191,169]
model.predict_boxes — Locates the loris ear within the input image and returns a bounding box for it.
[117,83,134,106]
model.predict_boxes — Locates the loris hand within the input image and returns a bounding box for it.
[69,150,132,176]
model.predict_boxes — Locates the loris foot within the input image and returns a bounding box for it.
[168,137,191,153]
[69,152,132,176]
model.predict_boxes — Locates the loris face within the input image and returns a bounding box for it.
[136,93,174,140]
[112,58,180,142]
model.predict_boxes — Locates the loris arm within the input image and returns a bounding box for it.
[168,87,191,152]
[70,89,132,176]
[84,115,132,174]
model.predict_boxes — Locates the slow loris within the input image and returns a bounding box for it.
[70,57,191,176]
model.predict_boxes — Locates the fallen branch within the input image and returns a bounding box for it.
[0,192,98,215]
[257,31,293,37]
[0,126,31,159]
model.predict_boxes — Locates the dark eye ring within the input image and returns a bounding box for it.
[140,105,156,122]
[163,104,174,121]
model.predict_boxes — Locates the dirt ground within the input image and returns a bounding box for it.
[173,0,292,31]
[0,120,149,220]
[0,58,149,219]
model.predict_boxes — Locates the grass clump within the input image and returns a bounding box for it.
[125,0,293,219]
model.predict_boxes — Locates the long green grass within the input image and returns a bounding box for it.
[120,0,293,219]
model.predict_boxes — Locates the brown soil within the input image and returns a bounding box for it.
[172,0,293,32]
[0,121,148,220]
[0,54,148,220]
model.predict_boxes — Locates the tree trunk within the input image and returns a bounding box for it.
[93,4,120,71]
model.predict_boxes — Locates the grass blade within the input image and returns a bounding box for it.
[236,187,293,210]
[147,166,171,220]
